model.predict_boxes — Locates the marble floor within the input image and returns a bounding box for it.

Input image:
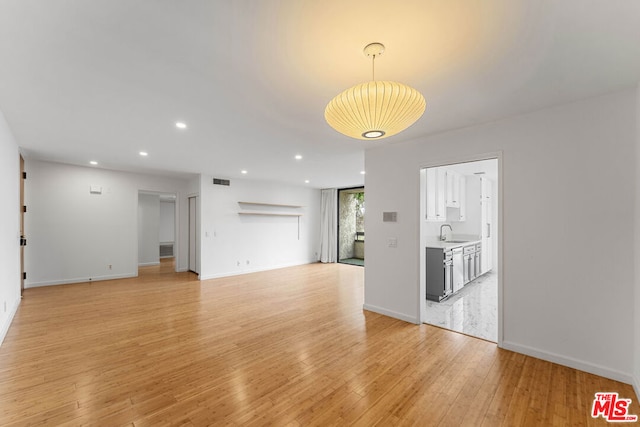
[425,272,497,342]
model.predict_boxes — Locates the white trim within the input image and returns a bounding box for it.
[419,151,504,170]
[0,297,20,346]
[502,340,634,385]
[633,374,640,401]
[138,261,160,266]
[363,303,420,325]
[198,260,318,281]
[25,273,137,288]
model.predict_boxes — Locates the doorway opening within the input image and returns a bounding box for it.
[137,191,177,275]
[337,187,365,267]
[420,158,499,342]
[188,195,199,274]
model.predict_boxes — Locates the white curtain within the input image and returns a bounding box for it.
[319,188,337,263]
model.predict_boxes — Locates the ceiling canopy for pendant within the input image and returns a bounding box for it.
[325,43,426,140]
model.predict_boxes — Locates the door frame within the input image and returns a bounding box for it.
[20,154,25,295]
[136,190,179,273]
[188,195,199,274]
[418,151,504,347]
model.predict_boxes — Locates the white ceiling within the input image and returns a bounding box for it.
[1,1,639,188]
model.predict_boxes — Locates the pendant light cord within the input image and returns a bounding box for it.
[372,54,376,81]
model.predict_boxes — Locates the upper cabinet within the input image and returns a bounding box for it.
[445,171,461,208]
[426,167,468,222]
[426,168,446,222]
[480,177,493,274]
[455,177,466,221]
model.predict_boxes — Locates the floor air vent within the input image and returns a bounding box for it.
[160,243,174,258]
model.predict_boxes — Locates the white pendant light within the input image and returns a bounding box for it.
[325,43,426,140]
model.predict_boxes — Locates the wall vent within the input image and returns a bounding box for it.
[160,243,174,258]
[213,178,230,186]
[383,212,398,222]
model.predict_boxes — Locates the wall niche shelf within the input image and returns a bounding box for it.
[237,201,303,239]
[238,201,303,209]
[237,212,301,217]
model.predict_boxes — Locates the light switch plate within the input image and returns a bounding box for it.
[388,237,397,248]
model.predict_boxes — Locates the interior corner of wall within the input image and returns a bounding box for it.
[0,296,21,347]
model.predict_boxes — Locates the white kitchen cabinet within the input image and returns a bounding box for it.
[458,177,466,221]
[445,171,461,208]
[426,168,446,222]
[481,177,493,274]
[443,173,466,222]
[449,176,466,222]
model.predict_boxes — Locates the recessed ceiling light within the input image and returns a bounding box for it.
[139,151,148,156]
[360,171,366,175]
[295,155,303,160]
[175,122,187,129]
[304,180,310,184]
[241,170,248,174]
[89,161,98,165]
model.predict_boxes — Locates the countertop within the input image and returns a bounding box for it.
[426,239,481,250]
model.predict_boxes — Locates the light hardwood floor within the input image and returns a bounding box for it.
[1,261,637,426]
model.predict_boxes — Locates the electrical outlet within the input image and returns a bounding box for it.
[108,264,112,270]
[237,261,240,266]
[246,260,250,265]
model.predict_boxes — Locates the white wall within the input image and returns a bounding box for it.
[138,193,160,266]
[0,112,21,345]
[365,88,637,384]
[159,201,175,243]
[198,175,321,279]
[24,160,191,286]
[635,82,640,398]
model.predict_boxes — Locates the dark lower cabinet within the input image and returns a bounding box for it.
[426,248,452,302]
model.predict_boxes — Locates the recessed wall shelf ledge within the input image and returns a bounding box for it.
[238,201,303,208]
[237,212,302,217]
[237,201,304,239]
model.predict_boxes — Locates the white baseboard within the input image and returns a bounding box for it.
[138,261,160,266]
[198,260,317,281]
[25,272,137,288]
[502,340,634,385]
[0,297,21,346]
[362,303,420,325]
[633,374,639,401]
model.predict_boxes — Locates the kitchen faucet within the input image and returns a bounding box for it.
[440,224,452,241]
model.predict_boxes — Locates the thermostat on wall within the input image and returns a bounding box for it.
[90,185,102,194]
